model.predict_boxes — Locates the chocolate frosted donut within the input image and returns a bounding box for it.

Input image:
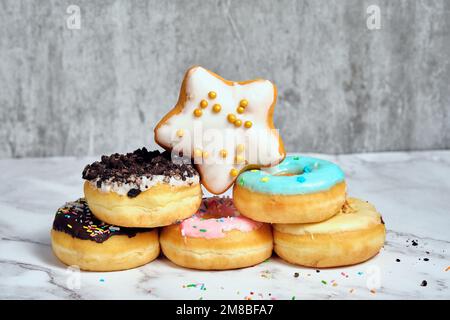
[52,198,150,243]
[82,148,202,228]
[51,199,159,271]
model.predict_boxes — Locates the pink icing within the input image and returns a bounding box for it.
[180,196,262,239]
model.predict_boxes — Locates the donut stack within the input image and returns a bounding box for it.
[50,148,202,271]
[51,66,385,271]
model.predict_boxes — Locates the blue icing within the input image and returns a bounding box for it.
[237,156,345,195]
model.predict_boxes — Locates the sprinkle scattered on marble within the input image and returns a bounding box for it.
[260,270,272,279]
[183,283,206,291]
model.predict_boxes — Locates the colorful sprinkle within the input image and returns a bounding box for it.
[260,270,272,279]
[208,91,217,99]
[230,168,239,177]
[260,177,270,182]
[239,99,248,108]
[321,280,327,285]
[67,224,72,229]
[293,156,300,160]
[297,176,306,183]
[193,108,203,117]
[199,229,207,232]
[445,266,450,272]
[303,165,312,173]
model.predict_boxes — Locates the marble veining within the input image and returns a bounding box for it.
[0,151,449,299]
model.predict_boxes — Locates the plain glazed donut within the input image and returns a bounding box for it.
[51,199,159,271]
[273,198,386,268]
[160,197,273,270]
[233,155,346,223]
[82,148,202,227]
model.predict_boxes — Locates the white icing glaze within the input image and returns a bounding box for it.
[89,174,199,196]
[273,198,383,235]
[155,66,284,194]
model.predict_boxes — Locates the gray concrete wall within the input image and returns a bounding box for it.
[0,0,449,158]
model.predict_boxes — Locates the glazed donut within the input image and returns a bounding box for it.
[160,197,273,270]
[233,155,346,223]
[82,148,202,227]
[273,198,386,268]
[51,199,159,271]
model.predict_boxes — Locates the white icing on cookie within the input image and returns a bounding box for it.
[155,66,285,194]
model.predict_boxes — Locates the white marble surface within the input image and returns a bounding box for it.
[0,151,449,300]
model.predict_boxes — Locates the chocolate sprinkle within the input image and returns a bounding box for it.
[52,198,151,243]
[82,148,198,192]
[420,280,427,287]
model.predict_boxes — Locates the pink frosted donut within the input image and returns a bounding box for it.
[160,197,273,270]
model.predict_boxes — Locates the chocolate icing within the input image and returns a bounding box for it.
[52,198,151,243]
[82,148,198,197]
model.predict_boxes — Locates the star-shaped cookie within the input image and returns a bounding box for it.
[154,66,285,194]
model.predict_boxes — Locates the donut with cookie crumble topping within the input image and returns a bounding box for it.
[82,148,202,227]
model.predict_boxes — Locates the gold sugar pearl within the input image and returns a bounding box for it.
[176,129,184,137]
[200,100,208,108]
[236,144,245,153]
[244,121,253,128]
[212,104,222,113]
[193,148,202,157]
[208,91,217,99]
[220,149,228,158]
[239,99,248,108]
[227,114,236,123]
[193,108,203,117]
[234,119,242,127]
[202,151,209,159]
[237,106,245,114]
[230,168,239,177]
[235,155,245,164]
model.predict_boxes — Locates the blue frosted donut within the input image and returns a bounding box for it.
[233,156,347,223]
